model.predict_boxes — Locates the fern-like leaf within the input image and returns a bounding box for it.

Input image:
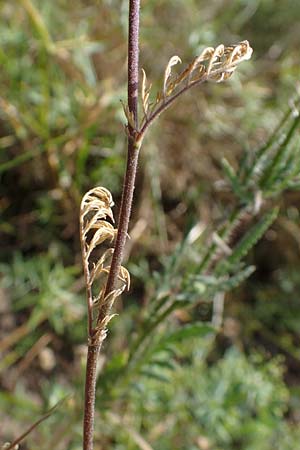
[227,207,279,267]
[191,265,255,295]
[154,322,215,353]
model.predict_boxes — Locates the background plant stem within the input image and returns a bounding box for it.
[83,1,140,449]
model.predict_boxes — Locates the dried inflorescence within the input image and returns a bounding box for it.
[164,40,253,91]
[80,187,130,341]
[129,40,252,140]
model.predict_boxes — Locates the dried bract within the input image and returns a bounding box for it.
[141,68,152,118]
[80,187,130,341]
[163,55,182,97]
[139,41,252,137]
[167,40,253,91]
[121,101,136,130]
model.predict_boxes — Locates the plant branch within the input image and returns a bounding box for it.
[127,0,140,128]
[4,398,67,450]
[98,0,140,309]
[136,41,253,144]
[137,64,238,143]
[81,20,252,450]
[137,75,209,142]
[83,343,101,450]
[82,2,141,450]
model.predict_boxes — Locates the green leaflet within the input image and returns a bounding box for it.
[259,115,300,189]
[221,157,246,201]
[154,322,215,353]
[191,265,256,295]
[140,369,170,383]
[227,207,279,267]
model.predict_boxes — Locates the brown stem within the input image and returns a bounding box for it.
[127,0,140,127]
[98,0,140,314]
[82,2,140,450]
[138,79,206,140]
[5,398,67,450]
[102,139,140,299]
[83,343,101,450]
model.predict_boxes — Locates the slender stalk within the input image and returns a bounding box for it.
[97,0,140,314]
[20,0,55,53]
[4,399,67,450]
[136,57,249,144]
[127,0,140,128]
[83,344,101,450]
[104,141,139,297]
[83,2,140,449]
[138,75,209,141]
[104,0,140,291]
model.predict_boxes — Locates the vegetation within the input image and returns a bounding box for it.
[1,1,300,449]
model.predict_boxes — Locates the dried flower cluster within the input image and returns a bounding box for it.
[81,41,252,342]
[80,187,130,343]
[163,40,253,92]
[123,40,252,142]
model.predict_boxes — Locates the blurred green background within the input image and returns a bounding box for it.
[1,1,300,449]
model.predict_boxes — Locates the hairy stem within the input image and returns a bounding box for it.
[127,0,140,128]
[137,76,208,144]
[83,344,101,450]
[98,0,140,311]
[83,2,140,449]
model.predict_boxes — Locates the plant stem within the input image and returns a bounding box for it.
[5,398,67,450]
[20,0,55,53]
[98,0,140,305]
[137,60,244,144]
[83,344,101,450]
[83,2,140,449]
[127,0,140,129]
